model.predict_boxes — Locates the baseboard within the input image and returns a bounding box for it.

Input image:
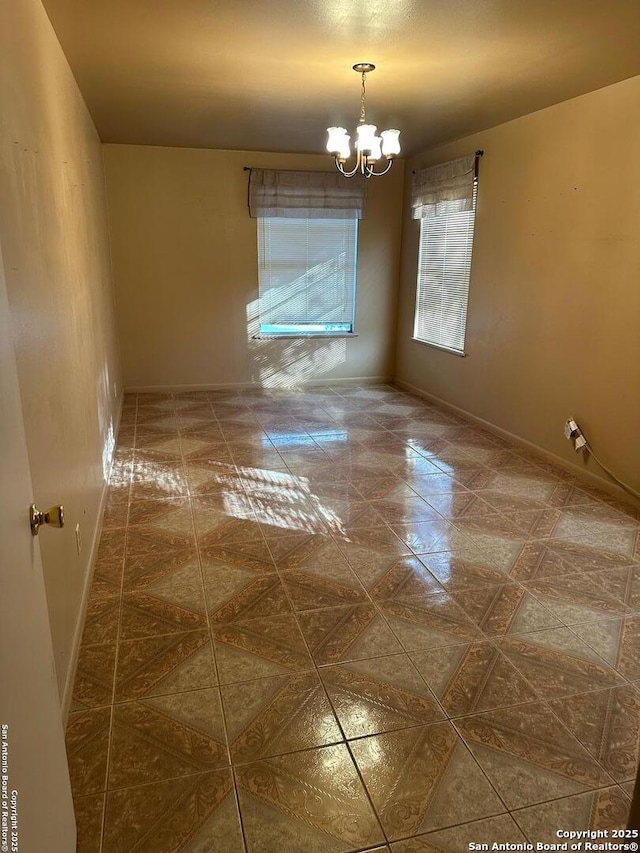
[61,393,124,723]
[125,376,394,393]
[395,379,640,510]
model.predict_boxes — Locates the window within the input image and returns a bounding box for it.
[411,154,479,355]
[248,168,365,337]
[257,216,358,337]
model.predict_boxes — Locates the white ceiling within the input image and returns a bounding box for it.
[42,0,640,156]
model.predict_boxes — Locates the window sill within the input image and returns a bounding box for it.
[412,338,466,357]
[253,333,359,340]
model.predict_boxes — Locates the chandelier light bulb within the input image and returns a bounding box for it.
[368,136,383,162]
[326,63,400,178]
[355,124,378,154]
[381,129,401,158]
[326,126,348,156]
[337,135,351,161]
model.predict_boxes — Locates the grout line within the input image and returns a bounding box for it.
[193,394,250,853]
[97,390,138,853]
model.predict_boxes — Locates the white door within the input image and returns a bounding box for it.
[0,241,76,852]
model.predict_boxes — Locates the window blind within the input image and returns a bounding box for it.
[249,169,365,219]
[257,217,358,335]
[413,184,477,354]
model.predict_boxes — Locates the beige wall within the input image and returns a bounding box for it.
[103,145,404,389]
[396,75,640,495]
[0,0,121,702]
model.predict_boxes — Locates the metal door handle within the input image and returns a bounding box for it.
[30,504,64,536]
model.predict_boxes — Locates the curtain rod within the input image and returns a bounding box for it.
[246,151,484,175]
[412,149,484,176]
[243,166,356,173]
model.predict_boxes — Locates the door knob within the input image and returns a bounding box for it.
[30,504,65,536]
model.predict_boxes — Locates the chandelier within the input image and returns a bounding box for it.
[327,63,401,178]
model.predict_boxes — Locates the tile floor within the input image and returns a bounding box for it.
[65,384,640,852]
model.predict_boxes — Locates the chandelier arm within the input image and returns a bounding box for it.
[335,156,362,179]
[366,158,395,177]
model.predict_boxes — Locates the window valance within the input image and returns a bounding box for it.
[411,154,476,219]
[248,168,366,219]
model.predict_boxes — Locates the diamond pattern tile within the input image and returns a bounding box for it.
[66,384,638,850]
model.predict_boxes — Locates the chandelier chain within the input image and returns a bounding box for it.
[360,72,367,123]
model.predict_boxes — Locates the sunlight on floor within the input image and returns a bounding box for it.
[230,465,345,535]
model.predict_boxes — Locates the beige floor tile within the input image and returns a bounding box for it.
[213,613,314,683]
[120,589,207,640]
[370,494,442,525]
[122,544,203,604]
[101,493,130,530]
[192,499,256,537]
[411,641,538,717]
[353,474,424,501]
[450,582,562,636]
[548,684,640,781]
[71,643,117,710]
[361,554,445,601]
[350,722,505,840]
[523,573,630,626]
[109,688,228,789]
[338,545,434,593]
[103,768,244,852]
[130,466,189,501]
[126,497,192,533]
[236,743,384,852]
[455,700,613,810]
[321,653,444,738]
[422,491,499,522]
[297,603,404,665]
[115,630,217,702]
[390,814,526,852]
[419,550,509,590]
[586,564,640,612]
[223,671,342,763]
[124,525,196,576]
[339,523,412,554]
[185,462,239,496]
[496,626,625,699]
[550,508,640,557]
[621,780,635,798]
[66,707,112,797]
[199,519,277,574]
[92,529,126,592]
[281,567,368,611]
[389,518,453,554]
[74,793,105,853]
[81,593,121,650]
[379,593,483,652]
[203,559,293,622]
[511,786,631,842]
[571,616,640,680]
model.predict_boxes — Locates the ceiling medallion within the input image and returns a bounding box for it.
[327,63,401,178]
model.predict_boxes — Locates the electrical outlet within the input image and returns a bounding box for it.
[75,523,81,555]
[564,417,587,452]
[574,434,587,451]
[564,418,580,440]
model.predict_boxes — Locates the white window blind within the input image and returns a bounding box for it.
[413,183,477,354]
[257,217,358,336]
